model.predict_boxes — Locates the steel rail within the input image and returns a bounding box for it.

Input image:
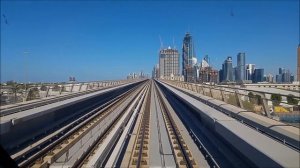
[155,82,196,168]
[17,81,146,168]
[73,82,149,168]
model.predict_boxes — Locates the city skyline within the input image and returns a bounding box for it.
[1,1,299,82]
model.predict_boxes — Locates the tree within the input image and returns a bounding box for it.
[10,83,23,102]
[6,80,16,85]
[255,95,262,105]
[52,84,60,91]
[287,94,299,105]
[26,87,40,101]
[248,92,261,104]
[271,94,282,106]
[227,94,238,106]
[248,92,254,97]
[40,85,48,91]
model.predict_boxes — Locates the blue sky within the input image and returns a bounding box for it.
[1,0,299,82]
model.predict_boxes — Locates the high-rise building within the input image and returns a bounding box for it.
[159,46,180,79]
[291,75,295,82]
[152,64,159,78]
[282,69,291,83]
[233,67,237,81]
[222,56,233,82]
[297,44,300,81]
[279,67,285,75]
[265,74,274,83]
[253,68,264,83]
[219,69,223,82]
[182,32,196,82]
[237,52,246,81]
[276,67,292,83]
[199,67,218,83]
[246,64,255,81]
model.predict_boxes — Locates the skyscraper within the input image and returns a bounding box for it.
[253,68,264,83]
[159,46,180,79]
[152,64,159,78]
[297,44,300,81]
[182,32,196,82]
[233,67,237,81]
[237,52,246,81]
[279,67,285,75]
[246,64,255,81]
[222,56,233,82]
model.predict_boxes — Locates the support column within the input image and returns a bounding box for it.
[234,90,244,109]
[71,84,74,92]
[201,86,205,95]
[209,87,213,98]
[79,84,83,92]
[220,89,225,101]
[255,92,271,118]
[196,85,200,93]
[188,84,192,91]
[46,87,50,97]
[59,85,63,95]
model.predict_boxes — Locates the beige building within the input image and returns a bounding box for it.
[159,46,180,79]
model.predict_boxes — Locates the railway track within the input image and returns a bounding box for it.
[78,82,151,168]
[2,79,298,168]
[126,81,197,168]
[127,83,151,168]
[14,81,147,168]
[154,82,197,168]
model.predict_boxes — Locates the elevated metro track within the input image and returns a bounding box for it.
[0,79,299,168]
[0,81,145,153]
[0,80,141,117]
[156,79,299,168]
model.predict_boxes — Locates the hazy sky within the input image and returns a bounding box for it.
[1,0,299,82]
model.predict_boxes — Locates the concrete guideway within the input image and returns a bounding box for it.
[157,79,300,168]
[155,82,211,168]
[121,80,203,168]
[154,82,200,168]
[162,80,300,149]
[0,80,140,115]
[149,81,176,168]
[0,81,144,156]
[74,82,150,168]
[104,83,149,167]
[1,82,137,125]
[27,81,148,168]
[2,79,299,168]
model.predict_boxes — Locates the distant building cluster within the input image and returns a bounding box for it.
[153,33,299,84]
[127,71,148,80]
[275,68,294,83]
[69,76,76,82]
[219,54,267,84]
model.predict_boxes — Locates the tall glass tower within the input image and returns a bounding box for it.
[237,52,246,81]
[222,56,233,82]
[182,32,196,81]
